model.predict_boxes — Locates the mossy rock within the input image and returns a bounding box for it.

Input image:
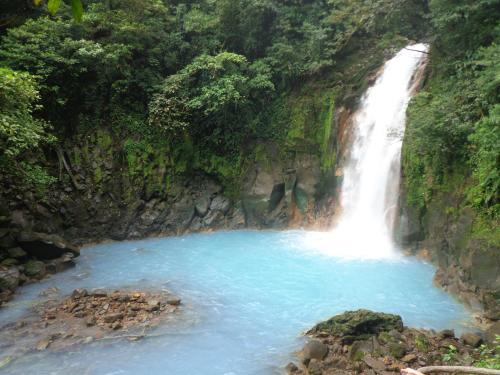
[389,342,407,359]
[24,260,46,279]
[308,310,403,343]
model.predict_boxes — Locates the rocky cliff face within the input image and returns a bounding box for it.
[398,183,500,323]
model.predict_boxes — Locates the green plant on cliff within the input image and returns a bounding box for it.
[0,0,430,196]
[403,1,500,227]
[0,67,55,192]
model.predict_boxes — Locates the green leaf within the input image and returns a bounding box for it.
[47,0,62,15]
[71,0,83,22]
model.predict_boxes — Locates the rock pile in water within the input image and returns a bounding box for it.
[0,231,79,305]
[286,309,487,375]
[42,289,181,331]
[0,288,181,368]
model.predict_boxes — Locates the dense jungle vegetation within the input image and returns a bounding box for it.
[0,0,498,229]
[402,0,499,244]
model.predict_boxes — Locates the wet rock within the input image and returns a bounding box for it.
[0,266,20,291]
[46,253,75,274]
[0,233,16,250]
[71,288,88,299]
[167,298,181,306]
[401,353,417,363]
[437,329,455,339]
[210,196,231,214]
[301,340,328,363]
[103,313,124,323]
[7,247,27,259]
[363,356,386,371]
[23,260,47,279]
[307,359,323,375]
[195,197,211,217]
[285,362,300,374]
[308,310,403,343]
[485,321,500,344]
[17,232,80,260]
[1,258,18,267]
[36,338,51,351]
[85,317,96,327]
[349,340,373,360]
[461,332,482,347]
[388,342,406,359]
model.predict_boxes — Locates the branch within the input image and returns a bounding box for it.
[404,47,430,55]
[402,366,500,375]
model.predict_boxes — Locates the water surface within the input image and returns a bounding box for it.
[0,230,471,374]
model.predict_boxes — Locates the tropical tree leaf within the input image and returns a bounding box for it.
[47,0,62,15]
[70,0,83,22]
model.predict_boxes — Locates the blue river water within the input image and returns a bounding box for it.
[0,230,473,374]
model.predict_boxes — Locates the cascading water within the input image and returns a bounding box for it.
[307,44,428,259]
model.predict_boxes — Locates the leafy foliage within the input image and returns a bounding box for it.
[403,1,500,221]
[0,68,48,158]
[0,67,55,192]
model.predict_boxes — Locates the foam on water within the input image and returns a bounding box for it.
[0,230,472,375]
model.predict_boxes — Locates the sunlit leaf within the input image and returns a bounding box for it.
[71,0,83,22]
[47,0,62,15]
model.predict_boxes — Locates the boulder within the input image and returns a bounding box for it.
[45,253,75,274]
[460,332,482,347]
[195,197,211,217]
[16,232,79,260]
[24,260,47,279]
[210,196,231,214]
[485,321,500,344]
[0,233,16,250]
[7,247,27,259]
[300,340,328,363]
[1,258,18,266]
[0,266,20,291]
[308,310,404,343]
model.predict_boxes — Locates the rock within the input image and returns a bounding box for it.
[0,266,20,291]
[85,317,96,327]
[83,336,93,344]
[461,332,482,347]
[46,253,75,274]
[349,340,373,361]
[36,338,51,351]
[147,300,160,312]
[1,258,18,267]
[401,354,417,363]
[195,197,211,217]
[210,196,231,214]
[7,247,27,259]
[0,234,16,250]
[72,288,88,299]
[167,298,181,306]
[309,310,404,343]
[285,362,299,374]
[437,329,455,339]
[103,313,124,323]
[23,260,47,279]
[485,321,500,344]
[301,340,328,363]
[17,231,80,260]
[307,359,323,375]
[388,342,406,359]
[363,356,386,371]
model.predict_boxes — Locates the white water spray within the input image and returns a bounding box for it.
[305,44,428,260]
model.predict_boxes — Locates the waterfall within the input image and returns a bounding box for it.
[306,44,428,259]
